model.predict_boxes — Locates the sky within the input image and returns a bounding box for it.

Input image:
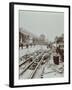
[19,10,64,41]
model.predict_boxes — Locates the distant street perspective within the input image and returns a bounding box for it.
[19,10,64,79]
[19,28,64,79]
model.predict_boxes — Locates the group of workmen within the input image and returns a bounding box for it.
[52,45,64,65]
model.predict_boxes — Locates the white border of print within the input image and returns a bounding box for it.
[14,5,69,86]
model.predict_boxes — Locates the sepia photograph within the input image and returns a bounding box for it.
[19,10,64,79]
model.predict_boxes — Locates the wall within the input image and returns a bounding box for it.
[0,0,71,90]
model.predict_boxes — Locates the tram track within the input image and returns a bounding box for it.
[19,51,44,76]
[19,52,51,79]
